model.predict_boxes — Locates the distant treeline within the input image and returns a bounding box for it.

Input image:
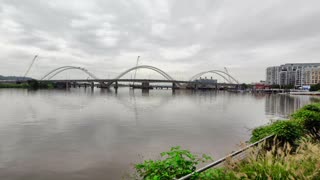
[0,80,54,89]
[0,75,32,81]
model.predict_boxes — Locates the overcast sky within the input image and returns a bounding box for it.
[1,0,320,82]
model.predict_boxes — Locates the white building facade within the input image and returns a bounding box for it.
[266,63,320,87]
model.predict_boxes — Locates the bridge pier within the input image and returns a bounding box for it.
[114,81,118,90]
[141,82,150,89]
[114,81,118,94]
[194,83,198,90]
[66,82,70,89]
[98,82,108,89]
[172,83,178,89]
[91,82,94,90]
[172,82,177,92]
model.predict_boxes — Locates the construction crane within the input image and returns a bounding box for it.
[23,55,38,80]
[133,56,140,86]
[224,67,232,83]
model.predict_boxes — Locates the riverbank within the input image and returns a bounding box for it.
[0,81,54,89]
[0,83,29,88]
[288,91,320,95]
[131,103,320,179]
[205,102,320,179]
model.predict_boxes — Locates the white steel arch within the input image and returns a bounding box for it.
[41,66,75,80]
[190,70,239,84]
[191,72,232,84]
[107,65,180,87]
[41,66,98,80]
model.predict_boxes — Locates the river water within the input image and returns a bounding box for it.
[0,88,319,179]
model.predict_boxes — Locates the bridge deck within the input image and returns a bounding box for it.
[39,79,238,86]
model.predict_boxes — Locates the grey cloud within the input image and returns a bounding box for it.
[1,0,320,82]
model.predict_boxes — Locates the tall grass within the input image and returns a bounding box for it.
[218,138,320,179]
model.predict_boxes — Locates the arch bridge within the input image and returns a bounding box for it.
[41,66,99,80]
[38,65,240,89]
[105,65,182,88]
[189,70,239,84]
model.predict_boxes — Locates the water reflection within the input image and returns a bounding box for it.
[265,94,316,118]
[0,88,319,180]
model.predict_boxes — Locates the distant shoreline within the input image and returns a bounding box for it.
[286,92,320,96]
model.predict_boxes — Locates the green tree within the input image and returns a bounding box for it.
[310,83,320,91]
[27,79,39,89]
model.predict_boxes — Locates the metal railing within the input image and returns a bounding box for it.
[178,135,274,180]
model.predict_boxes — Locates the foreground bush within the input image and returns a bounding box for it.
[250,120,304,144]
[292,104,320,138]
[251,103,320,144]
[132,146,212,180]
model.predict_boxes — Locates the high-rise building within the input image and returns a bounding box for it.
[266,66,279,85]
[266,63,320,87]
[311,68,320,84]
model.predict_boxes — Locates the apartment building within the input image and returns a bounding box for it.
[304,67,320,85]
[266,66,279,85]
[266,63,320,87]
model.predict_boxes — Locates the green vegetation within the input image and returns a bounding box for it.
[132,146,212,180]
[132,139,320,180]
[0,83,29,88]
[0,80,54,89]
[310,83,320,91]
[240,83,252,90]
[131,103,320,180]
[27,80,54,89]
[219,139,320,179]
[250,120,304,144]
[292,104,320,138]
[251,103,320,144]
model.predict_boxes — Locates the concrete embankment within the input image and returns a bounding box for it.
[288,92,320,95]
